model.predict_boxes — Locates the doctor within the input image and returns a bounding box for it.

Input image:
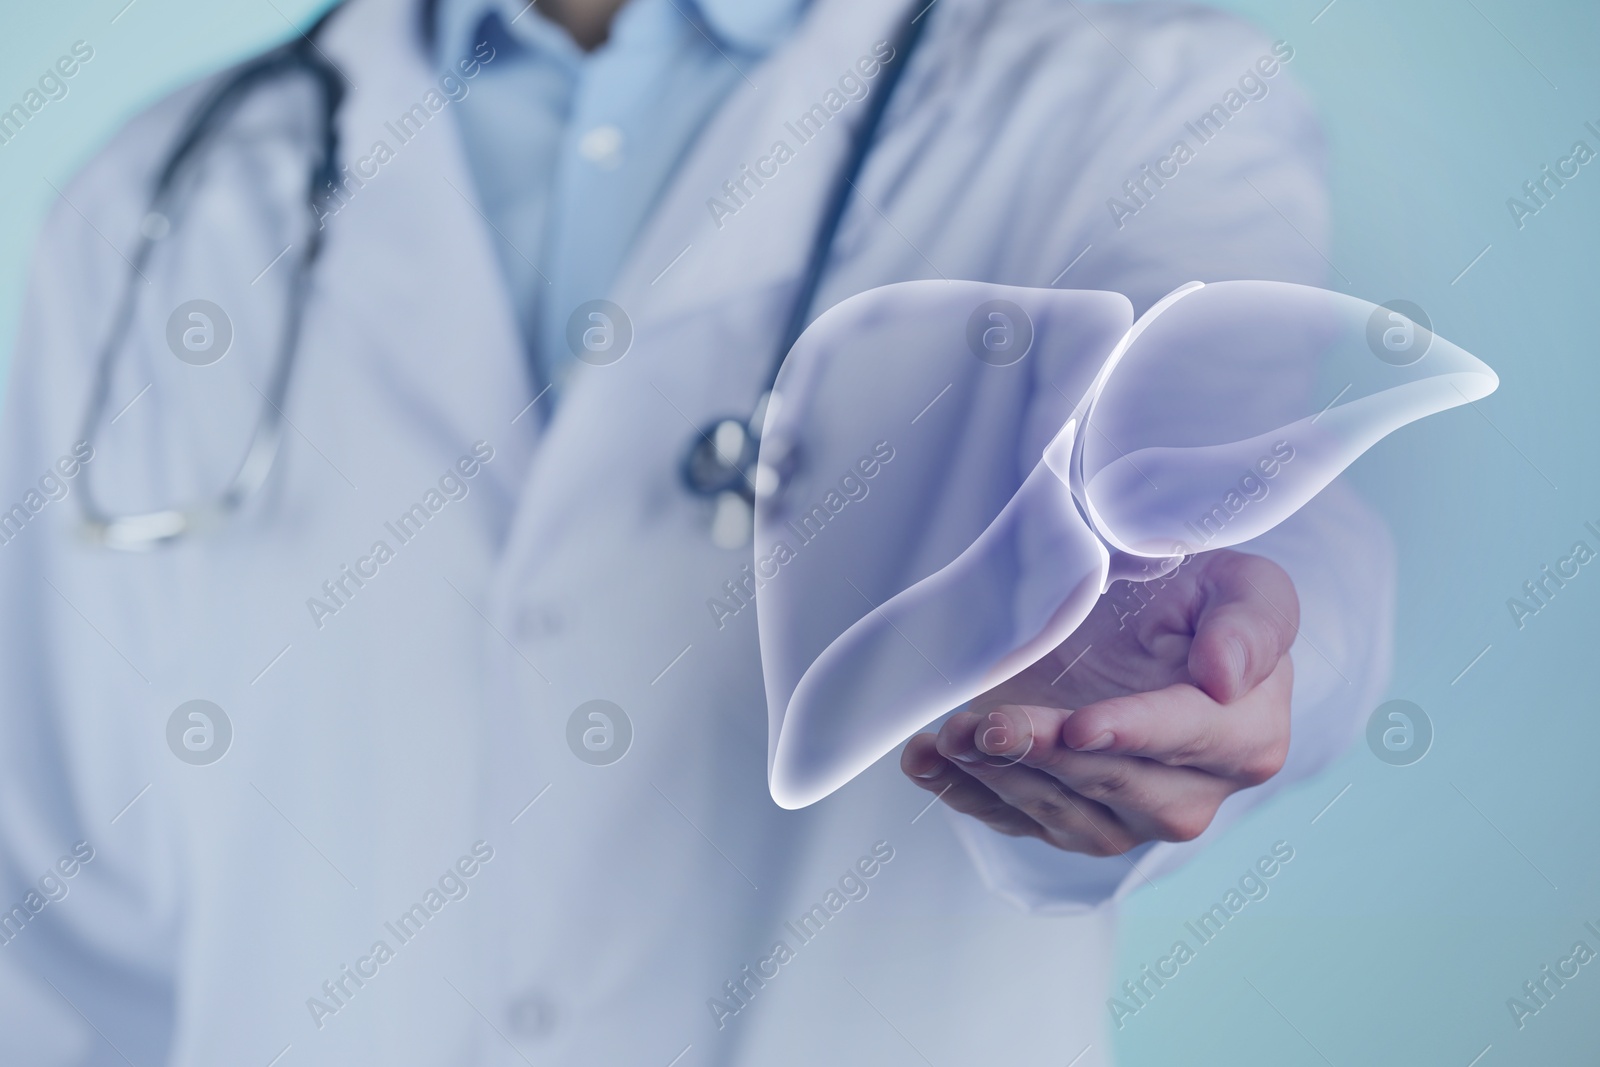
[0,0,1390,1063]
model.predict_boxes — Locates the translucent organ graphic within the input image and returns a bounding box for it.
[756,280,1498,809]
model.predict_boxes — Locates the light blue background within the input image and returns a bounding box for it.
[2,1,1596,1063]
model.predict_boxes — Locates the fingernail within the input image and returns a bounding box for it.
[1075,731,1114,752]
[950,749,985,764]
[910,761,942,779]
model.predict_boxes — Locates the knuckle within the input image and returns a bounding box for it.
[1026,792,1074,824]
[961,760,1010,784]
[1120,689,1165,722]
[1100,831,1143,856]
[1168,726,1219,768]
[1073,765,1133,801]
[1238,741,1289,786]
[969,798,1022,827]
[985,818,1035,838]
[1071,833,1127,858]
[1154,806,1212,843]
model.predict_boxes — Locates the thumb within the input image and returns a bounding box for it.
[1187,551,1299,703]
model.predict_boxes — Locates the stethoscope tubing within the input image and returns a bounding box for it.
[76,18,343,549]
[678,0,931,507]
[77,0,928,547]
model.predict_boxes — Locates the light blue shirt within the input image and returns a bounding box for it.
[435,0,807,393]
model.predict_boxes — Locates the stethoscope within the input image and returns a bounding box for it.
[77,1,926,551]
[77,10,345,551]
[679,5,929,547]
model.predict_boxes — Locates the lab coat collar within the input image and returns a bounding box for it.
[318,0,931,383]
[322,0,927,341]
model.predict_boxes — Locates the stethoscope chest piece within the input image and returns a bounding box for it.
[681,390,802,549]
[683,414,761,550]
[683,417,759,499]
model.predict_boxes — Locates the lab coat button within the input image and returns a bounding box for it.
[506,989,558,1038]
[517,604,564,639]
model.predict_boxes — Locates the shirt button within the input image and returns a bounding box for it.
[577,124,624,169]
[506,989,558,1038]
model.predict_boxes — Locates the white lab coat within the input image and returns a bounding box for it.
[0,0,1392,1063]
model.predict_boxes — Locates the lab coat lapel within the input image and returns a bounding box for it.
[309,0,535,492]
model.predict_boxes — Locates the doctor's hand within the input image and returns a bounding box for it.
[900,549,1298,857]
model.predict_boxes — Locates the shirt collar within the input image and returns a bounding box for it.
[432,0,809,68]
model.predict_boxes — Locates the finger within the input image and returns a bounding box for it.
[967,704,1232,842]
[1057,661,1293,783]
[934,713,1143,856]
[900,733,1045,838]
[1035,749,1230,842]
[1188,551,1299,703]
